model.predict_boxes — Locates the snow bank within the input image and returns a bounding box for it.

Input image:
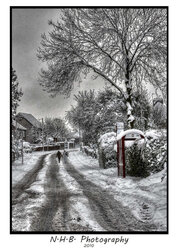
[68,151,167,231]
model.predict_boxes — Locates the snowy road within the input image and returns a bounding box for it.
[63,157,157,231]
[12,150,166,232]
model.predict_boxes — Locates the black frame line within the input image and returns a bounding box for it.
[10,6,169,235]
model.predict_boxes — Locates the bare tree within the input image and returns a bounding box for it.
[37,8,167,128]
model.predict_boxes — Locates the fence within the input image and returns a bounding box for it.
[33,142,75,151]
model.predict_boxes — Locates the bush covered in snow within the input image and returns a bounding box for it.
[12,137,34,162]
[98,129,167,176]
[126,143,149,177]
[19,141,33,153]
[12,140,22,161]
[144,130,167,173]
[126,129,167,176]
[81,145,97,158]
[98,132,117,169]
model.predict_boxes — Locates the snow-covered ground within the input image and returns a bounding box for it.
[12,151,49,186]
[12,148,167,231]
[58,158,104,231]
[67,150,167,231]
[12,152,52,231]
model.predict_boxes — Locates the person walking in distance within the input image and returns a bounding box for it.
[57,150,62,163]
[63,149,68,162]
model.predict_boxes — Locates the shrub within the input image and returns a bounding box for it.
[98,132,117,169]
[126,130,167,177]
[126,143,149,178]
[144,131,167,173]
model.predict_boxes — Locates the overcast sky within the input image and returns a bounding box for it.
[12,8,105,120]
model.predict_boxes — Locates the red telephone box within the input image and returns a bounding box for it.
[116,125,145,178]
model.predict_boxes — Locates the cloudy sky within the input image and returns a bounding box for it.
[12,8,105,120]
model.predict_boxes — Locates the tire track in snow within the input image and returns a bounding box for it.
[63,157,157,232]
[58,159,104,231]
[30,153,92,232]
[12,154,49,231]
[30,153,69,231]
[12,154,47,205]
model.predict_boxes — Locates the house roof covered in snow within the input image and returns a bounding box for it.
[12,120,27,130]
[16,112,42,129]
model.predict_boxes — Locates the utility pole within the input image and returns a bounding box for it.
[39,118,44,151]
[78,122,82,150]
[15,118,19,159]
[42,118,44,152]
[21,138,24,164]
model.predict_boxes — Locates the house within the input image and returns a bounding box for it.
[16,112,42,143]
[12,120,27,140]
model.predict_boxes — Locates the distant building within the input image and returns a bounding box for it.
[16,112,42,143]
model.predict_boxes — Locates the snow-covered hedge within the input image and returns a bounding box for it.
[98,129,167,174]
[144,130,167,173]
[81,146,97,158]
[125,144,149,177]
[125,129,167,176]
[12,138,22,161]
[12,138,33,162]
[98,132,117,169]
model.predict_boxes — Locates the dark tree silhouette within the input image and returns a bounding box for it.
[11,67,23,120]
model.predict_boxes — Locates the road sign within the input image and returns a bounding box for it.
[116,122,124,134]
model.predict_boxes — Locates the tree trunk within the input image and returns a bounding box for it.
[125,58,135,129]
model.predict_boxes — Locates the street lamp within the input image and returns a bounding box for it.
[19,138,24,164]
[39,118,44,152]
[15,117,24,164]
[15,116,24,164]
